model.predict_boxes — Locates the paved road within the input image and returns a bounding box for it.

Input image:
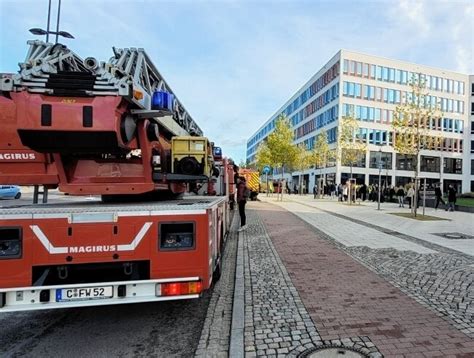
[0,294,211,357]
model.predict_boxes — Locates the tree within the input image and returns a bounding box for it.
[255,115,297,201]
[312,129,331,197]
[294,143,312,194]
[392,75,443,216]
[338,112,367,204]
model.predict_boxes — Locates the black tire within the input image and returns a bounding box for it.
[14,192,21,199]
[212,224,225,284]
[212,257,222,284]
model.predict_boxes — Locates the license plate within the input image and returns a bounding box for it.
[56,286,114,302]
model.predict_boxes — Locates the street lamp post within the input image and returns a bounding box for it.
[377,147,382,210]
[29,0,74,43]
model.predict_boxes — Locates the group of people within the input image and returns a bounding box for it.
[235,175,459,233]
[394,184,457,211]
[311,181,459,212]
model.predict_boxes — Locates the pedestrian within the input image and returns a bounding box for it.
[330,184,336,199]
[434,184,445,210]
[446,184,457,212]
[313,184,317,199]
[407,185,415,209]
[396,186,405,208]
[343,184,348,202]
[359,183,367,201]
[293,184,298,195]
[389,186,396,202]
[236,176,249,231]
[286,182,291,195]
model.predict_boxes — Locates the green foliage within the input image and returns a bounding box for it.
[338,113,366,168]
[392,76,443,173]
[255,115,297,172]
[312,129,331,169]
[295,143,312,173]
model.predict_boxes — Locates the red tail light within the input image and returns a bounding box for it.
[160,281,202,296]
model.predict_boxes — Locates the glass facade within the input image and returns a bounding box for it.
[343,81,465,114]
[343,59,465,95]
[247,51,468,193]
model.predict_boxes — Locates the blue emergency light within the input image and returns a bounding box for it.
[152,91,175,111]
[213,146,222,159]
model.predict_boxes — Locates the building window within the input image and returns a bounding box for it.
[370,65,376,79]
[444,158,462,174]
[396,154,416,171]
[369,151,392,169]
[471,121,474,134]
[471,159,474,175]
[471,140,474,154]
[363,63,369,77]
[420,156,440,173]
[471,102,474,115]
[376,66,382,80]
[341,151,366,168]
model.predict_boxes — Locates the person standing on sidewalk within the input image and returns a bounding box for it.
[407,185,415,209]
[396,186,405,207]
[434,184,445,210]
[237,176,249,231]
[446,184,457,212]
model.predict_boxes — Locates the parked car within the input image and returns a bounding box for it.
[0,185,21,199]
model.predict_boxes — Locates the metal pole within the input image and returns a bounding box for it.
[377,148,381,210]
[55,0,62,43]
[46,0,52,42]
[266,173,268,197]
[377,166,381,210]
[422,177,426,216]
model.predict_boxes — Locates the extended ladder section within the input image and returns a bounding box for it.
[0,40,202,136]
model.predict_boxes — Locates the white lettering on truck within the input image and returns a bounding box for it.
[0,153,36,160]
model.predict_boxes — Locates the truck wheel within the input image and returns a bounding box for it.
[212,225,225,284]
[212,256,222,284]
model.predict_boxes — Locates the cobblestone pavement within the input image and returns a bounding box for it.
[195,212,239,357]
[241,206,382,357]
[264,196,474,338]
[254,199,474,357]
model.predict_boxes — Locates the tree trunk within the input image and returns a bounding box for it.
[280,170,284,201]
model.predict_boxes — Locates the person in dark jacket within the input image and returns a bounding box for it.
[446,184,457,212]
[396,186,405,207]
[434,185,445,210]
[359,183,367,201]
[237,176,249,231]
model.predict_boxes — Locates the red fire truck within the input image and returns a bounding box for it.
[0,40,235,312]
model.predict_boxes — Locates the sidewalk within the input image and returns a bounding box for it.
[281,194,474,257]
[234,198,474,357]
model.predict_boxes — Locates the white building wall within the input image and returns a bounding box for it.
[247,50,472,193]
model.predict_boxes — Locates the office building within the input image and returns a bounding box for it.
[247,50,472,193]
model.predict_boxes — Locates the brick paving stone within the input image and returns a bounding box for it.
[195,213,239,357]
[240,204,381,357]
[253,200,474,357]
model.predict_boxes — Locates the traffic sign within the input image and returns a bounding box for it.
[262,165,271,174]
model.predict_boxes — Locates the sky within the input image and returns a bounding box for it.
[0,0,473,164]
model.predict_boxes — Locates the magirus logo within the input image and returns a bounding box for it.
[69,245,117,253]
[0,153,36,160]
